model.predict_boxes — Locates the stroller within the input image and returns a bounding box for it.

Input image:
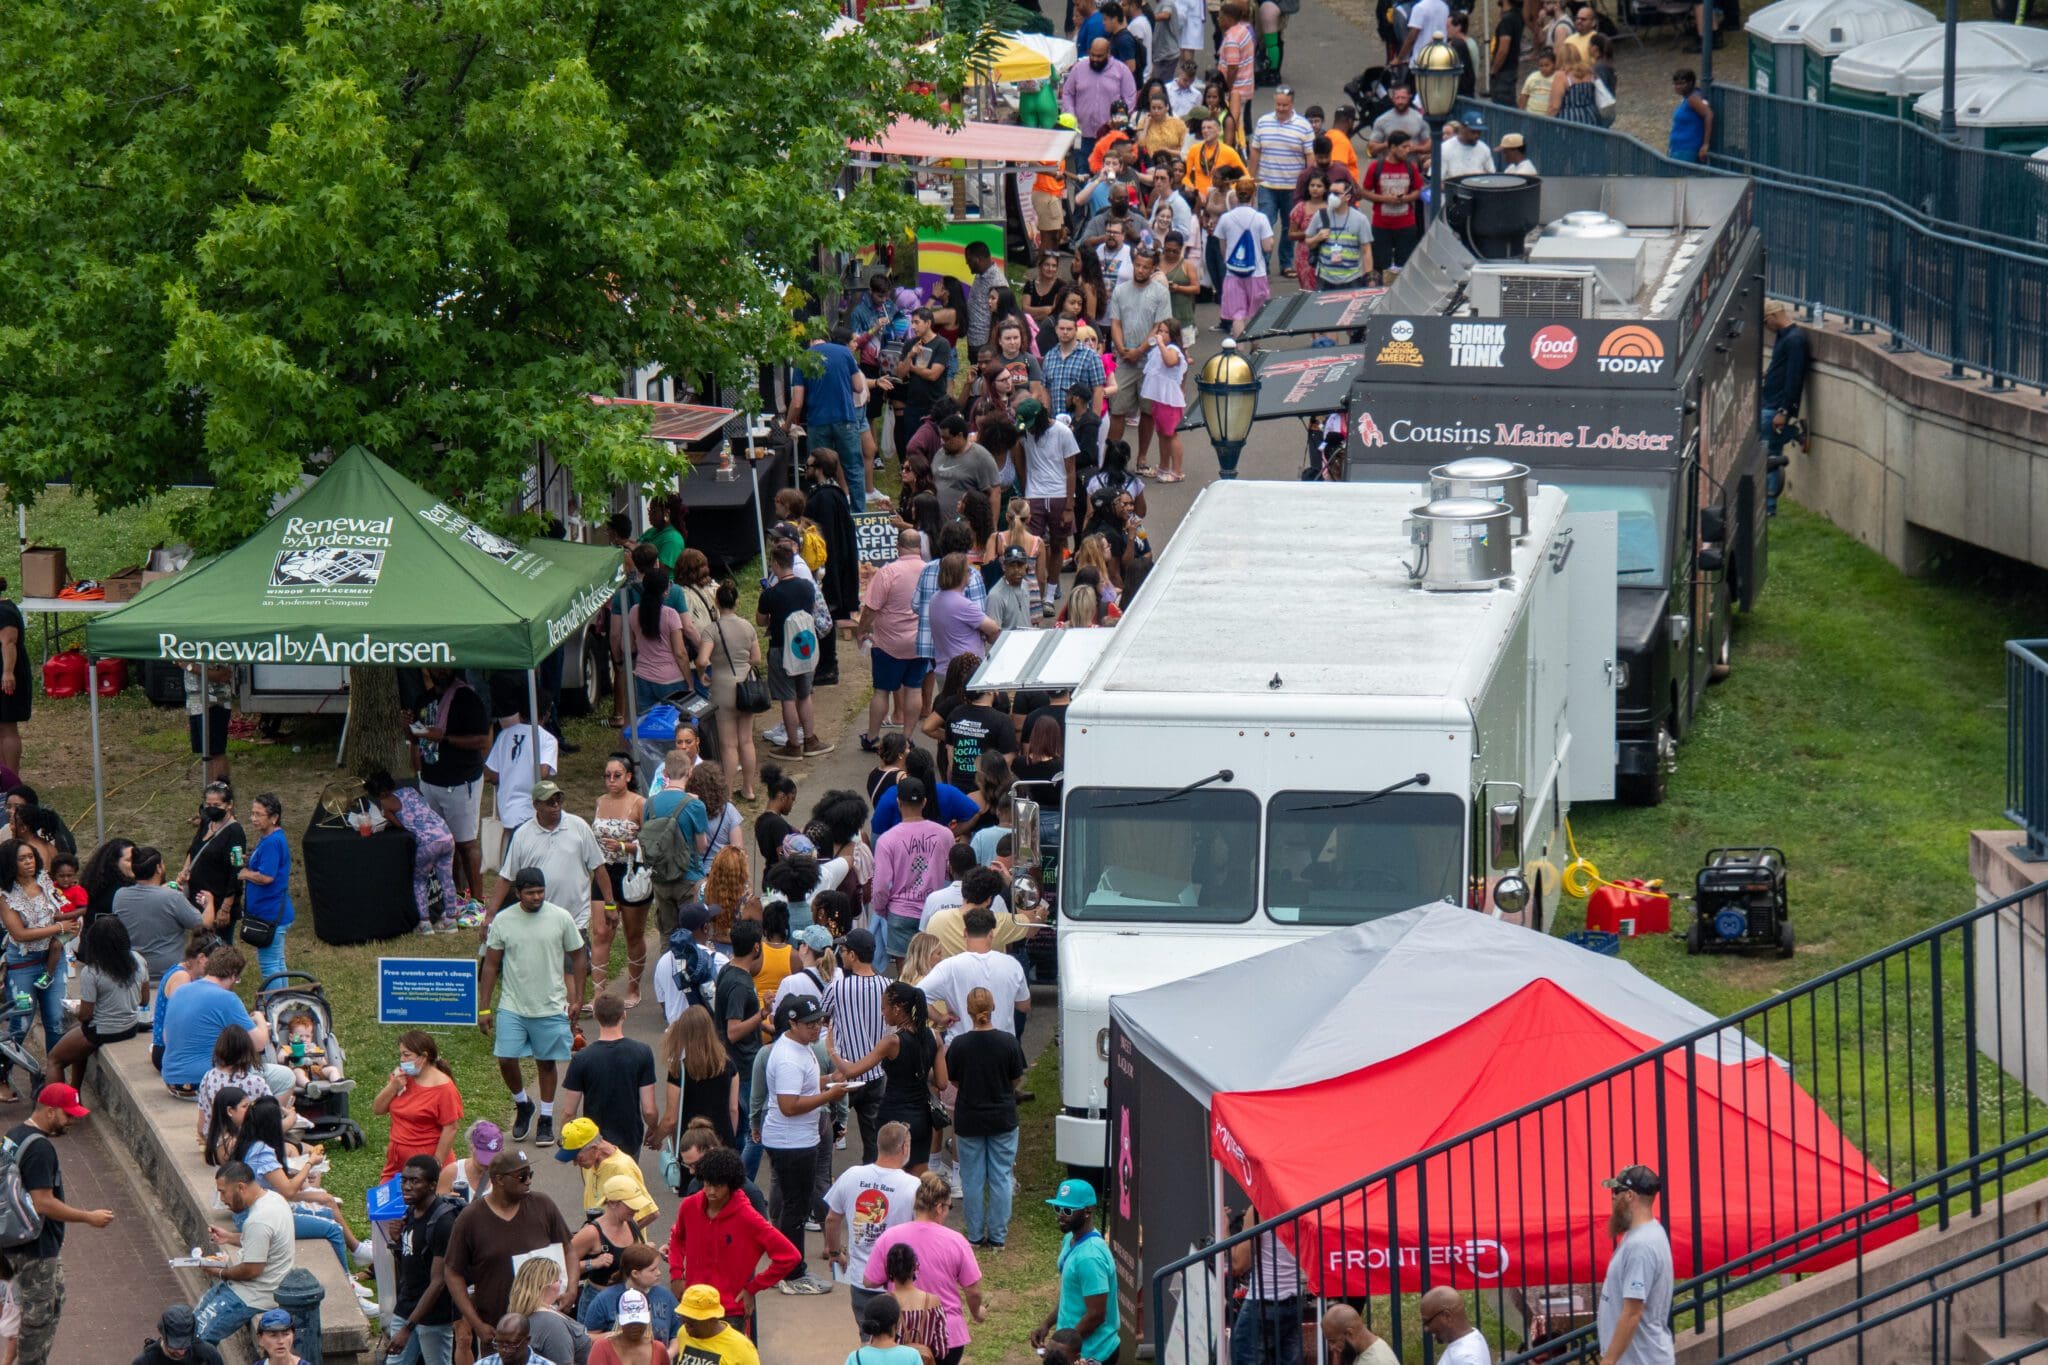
[256,973,364,1149]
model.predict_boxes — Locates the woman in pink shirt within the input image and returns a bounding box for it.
[863,1172,984,1364]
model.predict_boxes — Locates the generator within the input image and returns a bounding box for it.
[1686,846,1792,958]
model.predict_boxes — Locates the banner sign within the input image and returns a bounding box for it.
[852,511,901,567]
[1245,286,1387,339]
[1347,384,1688,471]
[378,957,479,1027]
[1359,316,1683,388]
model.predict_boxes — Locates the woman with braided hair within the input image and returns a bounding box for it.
[838,980,948,1174]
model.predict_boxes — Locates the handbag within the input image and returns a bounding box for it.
[718,622,771,714]
[621,864,653,903]
[929,1098,953,1132]
[239,914,276,948]
[659,1111,684,1192]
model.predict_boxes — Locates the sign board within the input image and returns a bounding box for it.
[1347,383,1689,472]
[852,511,901,567]
[377,957,479,1028]
[1179,346,1372,433]
[1244,286,1387,339]
[1359,316,1684,388]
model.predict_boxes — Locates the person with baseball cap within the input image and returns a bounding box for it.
[556,1117,659,1230]
[479,866,590,1146]
[132,1303,224,1365]
[761,993,846,1295]
[252,1308,307,1365]
[8,1082,112,1365]
[1033,1177,1118,1363]
[1598,1165,1674,1365]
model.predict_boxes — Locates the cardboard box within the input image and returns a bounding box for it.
[101,568,145,603]
[20,546,66,600]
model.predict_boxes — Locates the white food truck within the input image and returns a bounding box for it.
[1045,479,1617,1171]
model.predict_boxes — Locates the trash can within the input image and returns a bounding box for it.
[273,1268,327,1365]
[1829,23,2048,119]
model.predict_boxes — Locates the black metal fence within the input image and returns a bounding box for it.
[1149,876,2048,1364]
[2011,641,2048,864]
[1707,86,2048,251]
[1459,100,2048,392]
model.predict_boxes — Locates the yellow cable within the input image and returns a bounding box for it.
[1561,816,1671,902]
[72,754,188,833]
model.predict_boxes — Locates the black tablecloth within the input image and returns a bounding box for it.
[302,817,420,945]
[683,445,792,576]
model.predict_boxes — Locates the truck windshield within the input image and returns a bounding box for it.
[1061,787,1261,923]
[1263,790,1465,925]
[1549,480,1670,587]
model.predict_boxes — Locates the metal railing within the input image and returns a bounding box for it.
[2011,641,2048,863]
[1708,86,2048,251]
[1149,876,2048,1364]
[1460,100,2048,392]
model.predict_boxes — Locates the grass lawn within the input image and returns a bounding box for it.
[16,482,2044,1359]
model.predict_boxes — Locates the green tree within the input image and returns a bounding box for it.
[0,0,963,551]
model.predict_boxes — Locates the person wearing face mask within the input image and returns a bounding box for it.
[374,1030,464,1182]
[179,781,245,939]
[1303,181,1375,300]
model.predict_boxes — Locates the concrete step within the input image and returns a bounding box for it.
[2031,1298,2048,1339]
[1963,1325,2048,1365]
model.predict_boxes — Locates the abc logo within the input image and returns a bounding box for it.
[1596,325,1667,375]
[1391,319,1416,341]
[1529,325,1578,370]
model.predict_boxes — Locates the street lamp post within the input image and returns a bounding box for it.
[1413,34,1463,225]
[1195,338,1259,480]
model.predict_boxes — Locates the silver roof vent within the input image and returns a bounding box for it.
[1543,210,1630,239]
[1404,498,1516,592]
[1431,458,1539,538]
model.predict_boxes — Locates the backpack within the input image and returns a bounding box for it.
[0,1130,48,1248]
[796,519,828,575]
[781,607,820,676]
[638,810,698,884]
[666,928,718,1012]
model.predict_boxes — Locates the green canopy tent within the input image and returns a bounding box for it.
[83,445,624,840]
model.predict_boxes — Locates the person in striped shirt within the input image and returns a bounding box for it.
[825,929,890,1161]
[1247,87,1318,263]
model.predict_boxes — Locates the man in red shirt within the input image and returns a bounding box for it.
[1362,131,1423,281]
[667,1147,799,1334]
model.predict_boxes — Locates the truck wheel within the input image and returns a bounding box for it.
[1685,920,1702,954]
[1777,920,1795,959]
[1709,630,1732,685]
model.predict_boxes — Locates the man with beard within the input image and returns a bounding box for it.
[1597,1166,1675,1365]
[1032,1179,1119,1364]
[1319,1306,1398,1365]
[1061,38,1138,165]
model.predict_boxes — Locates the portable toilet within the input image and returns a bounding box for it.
[1914,73,2048,154]
[1828,24,2048,118]
[1790,0,1938,102]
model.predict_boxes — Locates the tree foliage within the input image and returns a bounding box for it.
[0,0,963,549]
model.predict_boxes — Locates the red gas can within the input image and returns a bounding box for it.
[1585,879,1673,937]
[41,649,87,699]
[94,657,127,696]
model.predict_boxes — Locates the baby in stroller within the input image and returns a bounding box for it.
[281,1006,346,1087]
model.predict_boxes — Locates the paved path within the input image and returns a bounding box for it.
[39,1111,193,1362]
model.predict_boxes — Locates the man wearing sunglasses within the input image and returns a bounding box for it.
[443,1150,577,1348]
[1597,1165,1674,1365]
[1418,1285,1488,1364]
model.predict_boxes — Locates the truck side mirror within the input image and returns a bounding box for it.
[1488,801,1523,871]
[1011,797,1043,913]
[1698,546,1726,573]
[1700,505,1727,544]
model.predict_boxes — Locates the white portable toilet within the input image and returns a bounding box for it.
[1784,0,1938,102]
[1829,23,2048,118]
[1914,73,2048,154]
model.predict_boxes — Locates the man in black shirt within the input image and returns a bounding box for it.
[11,1083,115,1365]
[756,543,830,761]
[180,781,246,938]
[883,307,955,458]
[1489,0,1525,104]
[388,1154,461,1365]
[409,669,492,905]
[717,923,767,1168]
[937,683,1018,787]
[560,991,658,1152]
[130,1304,225,1365]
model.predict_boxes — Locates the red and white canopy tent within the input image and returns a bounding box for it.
[845,118,1075,173]
[1106,906,1911,1332]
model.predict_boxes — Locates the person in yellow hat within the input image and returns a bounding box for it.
[676,1284,761,1364]
[556,1116,659,1231]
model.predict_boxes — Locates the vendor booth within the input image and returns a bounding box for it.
[1107,905,1908,1359]
[847,118,1077,272]
[85,446,624,939]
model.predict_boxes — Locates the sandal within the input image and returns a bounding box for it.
[1135,463,1157,476]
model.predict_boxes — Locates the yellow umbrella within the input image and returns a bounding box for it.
[973,32,1054,82]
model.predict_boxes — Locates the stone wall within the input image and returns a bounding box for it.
[1788,321,2048,574]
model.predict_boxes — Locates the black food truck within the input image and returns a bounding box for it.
[1346,175,1767,804]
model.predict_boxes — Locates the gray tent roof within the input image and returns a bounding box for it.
[1108,903,1761,1103]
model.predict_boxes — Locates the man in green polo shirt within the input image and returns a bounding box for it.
[1032,1177,1121,1364]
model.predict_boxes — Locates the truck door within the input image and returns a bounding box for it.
[1562,511,1618,802]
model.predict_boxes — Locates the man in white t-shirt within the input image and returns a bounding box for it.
[762,994,845,1295]
[910,906,1031,1042]
[822,1121,921,1319]
[1401,0,1451,60]
[1010,397,1080,611]
[484,708,559,851]
[1421,1285,1491,1365]
[195,1166,297,1343]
